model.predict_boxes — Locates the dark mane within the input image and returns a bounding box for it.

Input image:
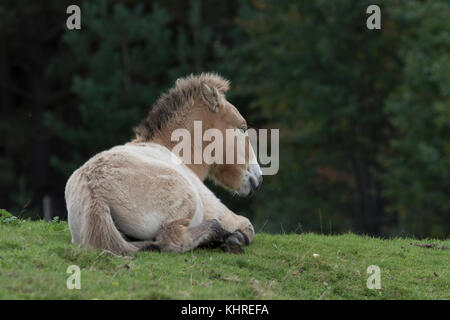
[134,73,230,141]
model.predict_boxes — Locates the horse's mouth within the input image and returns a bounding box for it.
[238,164,263,197]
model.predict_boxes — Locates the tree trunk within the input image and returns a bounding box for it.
[351,153,382,235]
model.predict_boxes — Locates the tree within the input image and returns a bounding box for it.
[381,0,450,237]
[226,0,404,235]
[0,0,73,217]
[46,0,245,218]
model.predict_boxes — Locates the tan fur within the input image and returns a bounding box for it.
[65,73,262,254]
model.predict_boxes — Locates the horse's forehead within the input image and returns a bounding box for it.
[222,100,246,123]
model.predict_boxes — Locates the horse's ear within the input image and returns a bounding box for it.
[201,83,219,113]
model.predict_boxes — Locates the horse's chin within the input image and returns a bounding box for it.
[237,164,263,197]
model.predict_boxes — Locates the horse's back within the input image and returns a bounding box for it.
[66,143,203,241]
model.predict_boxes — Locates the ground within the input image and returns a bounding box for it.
[0,209,448,299]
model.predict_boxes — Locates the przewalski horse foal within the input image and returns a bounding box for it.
[65,73,263,255]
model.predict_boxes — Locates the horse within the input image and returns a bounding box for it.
[65,73,263,255]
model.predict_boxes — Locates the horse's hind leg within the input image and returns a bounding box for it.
[129,240,161,251]
[141,218,238,253]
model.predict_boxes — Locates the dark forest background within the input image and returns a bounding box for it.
[0,0,449,238]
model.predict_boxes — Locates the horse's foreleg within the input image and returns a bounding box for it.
[213,207,255,246]
[141,218,232,253]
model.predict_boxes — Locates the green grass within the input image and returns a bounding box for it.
[0,209,448,299]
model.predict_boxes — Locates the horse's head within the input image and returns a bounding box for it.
[200,82,263,197]
[135,73,263,197]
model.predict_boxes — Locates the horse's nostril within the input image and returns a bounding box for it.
[249,176,258,190]
[258,175,263,185]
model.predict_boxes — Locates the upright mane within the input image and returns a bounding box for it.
[134,73,230,141]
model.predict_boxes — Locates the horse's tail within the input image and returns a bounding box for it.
[81,185,138,255]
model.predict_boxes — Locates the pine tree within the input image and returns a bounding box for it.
[381,0,450,237]
[47,0,233,176]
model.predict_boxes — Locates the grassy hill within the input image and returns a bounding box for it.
[0,209,448,299]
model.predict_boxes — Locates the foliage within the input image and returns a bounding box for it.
[0,209,24,226]
[380,0,450,237]
[222,0,449,237]
[47,0,196,176]
[0,0,448,238]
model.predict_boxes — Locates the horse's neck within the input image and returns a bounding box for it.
[184,163,209,181]
[149,135,210,182]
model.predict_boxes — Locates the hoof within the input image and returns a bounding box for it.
[221,235,244,254]
[141,243,161,252]
[233,230,250,246]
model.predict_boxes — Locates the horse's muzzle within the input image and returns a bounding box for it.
[249,174,263,191]
[239,164,263,197]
